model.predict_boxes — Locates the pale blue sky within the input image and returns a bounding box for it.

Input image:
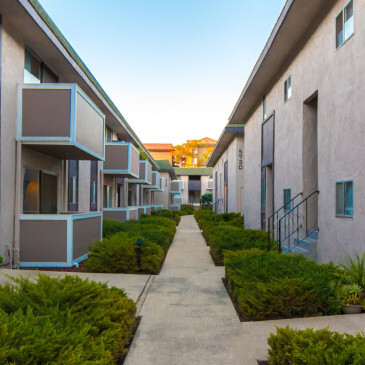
[39,0,286,144]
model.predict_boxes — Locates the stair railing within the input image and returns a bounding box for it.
[270,190,319,252]
[266,192,302,250]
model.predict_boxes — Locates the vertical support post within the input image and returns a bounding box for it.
[278,219,282,253]
[13,140,22,269]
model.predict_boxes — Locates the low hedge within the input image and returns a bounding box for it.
[84,232,164,274]
[0,274,136,364]
[152,209,181,225]
[87,215,176,274]
[225,249,342,321]
[179,204,194,215]
[267,326,365,364]
[207,226,273,265]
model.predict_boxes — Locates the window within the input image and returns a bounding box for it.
[263,96,267,119]
[24,49,58,84]
[284,75,292,101]
[68,160,78,211]
[283,188,292,212]
[90,161,98,211]
[336,1,354,49]
[336,180,353,217]
[103,185,113,208]
[23,168,57,214]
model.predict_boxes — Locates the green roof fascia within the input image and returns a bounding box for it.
[27,0,158,168]
[173,167,213,176]
[156,160,174,170]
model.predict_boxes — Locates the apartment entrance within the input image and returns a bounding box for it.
[23,168,57,214]
[261,113,275,230]
[302,94,318,231]
[188,176,201,204]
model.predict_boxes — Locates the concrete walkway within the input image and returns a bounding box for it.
[125,215,365,365]
[0,269,151,304]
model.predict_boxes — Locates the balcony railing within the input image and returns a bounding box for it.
[206,179,213,190]
[128,161,152,185]
[172,194,183,205]
[19,212,102,267]
[103,207,138,222]
[103,142,139,178]
[170,180,181,194]
[188,180,201,191]
[17,84,105,160]
[143,171,160,189]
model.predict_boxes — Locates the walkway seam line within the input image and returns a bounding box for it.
[135,275,155,315]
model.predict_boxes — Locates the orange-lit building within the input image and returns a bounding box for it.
[144,143,174,164]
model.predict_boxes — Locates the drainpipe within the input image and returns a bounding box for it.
[13,140,22,269]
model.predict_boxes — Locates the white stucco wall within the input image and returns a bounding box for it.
[212,137,244,215]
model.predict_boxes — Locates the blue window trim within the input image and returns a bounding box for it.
[283,188,292,212]
[335,179,353,218]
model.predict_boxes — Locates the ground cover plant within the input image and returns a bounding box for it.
[0,274,136,364]
[152,209,181,225]
[179,204,195,215]
[224,249,343,321]
[86,215,177,274]
[267,326,365,364]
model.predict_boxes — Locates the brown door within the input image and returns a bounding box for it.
[40,172,57,214]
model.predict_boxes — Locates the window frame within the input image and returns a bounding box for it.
[335,180,353,218]
[284,75,292,102]
[336,0,354,49]
[283,188,292,213]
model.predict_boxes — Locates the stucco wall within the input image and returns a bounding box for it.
[153,172,171,209]
[212,137,244,215]
[1,20,25,263]
[241,0,365,262]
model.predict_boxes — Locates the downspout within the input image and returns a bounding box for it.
[13,140,22,269]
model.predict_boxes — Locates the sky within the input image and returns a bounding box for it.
[38,0,286,145]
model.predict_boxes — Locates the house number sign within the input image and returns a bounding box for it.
[238,149,243,170]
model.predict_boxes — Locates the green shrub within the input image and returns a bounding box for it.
[201,192,212,204]
[84,232,164,274]
[267,326,365,364]
[339,251,365,289]
[103,219,124,238]
[0,274,136,364]
[179,204,195,216]
[152,209,181,225]
[207,226,273,265]
[225,250,342,320]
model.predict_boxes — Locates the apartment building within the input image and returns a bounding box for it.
[174,168,213,205]
[0,0,160,268]
[225,0,363,262]
[144,143,174,164]
[153,160,177,210]
[207,125,244,214]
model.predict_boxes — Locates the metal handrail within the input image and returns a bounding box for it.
[268,190,319,252]
[265,192,302,223]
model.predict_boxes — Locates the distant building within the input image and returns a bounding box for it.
[145,138,217,169]
[172,137,217,168]
[144,143,175,164]
[174,167,213,205]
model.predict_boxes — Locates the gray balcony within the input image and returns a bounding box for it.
[170,180,181,194]
[128,161,152,185]
[19,212,102,267]
[143,171,160,189]
[155,177,165,192]
[103,207,138,222]
[17,84,105,160]
[172,194,183,205]
[188,180,201,191]
[103,142,139,178]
